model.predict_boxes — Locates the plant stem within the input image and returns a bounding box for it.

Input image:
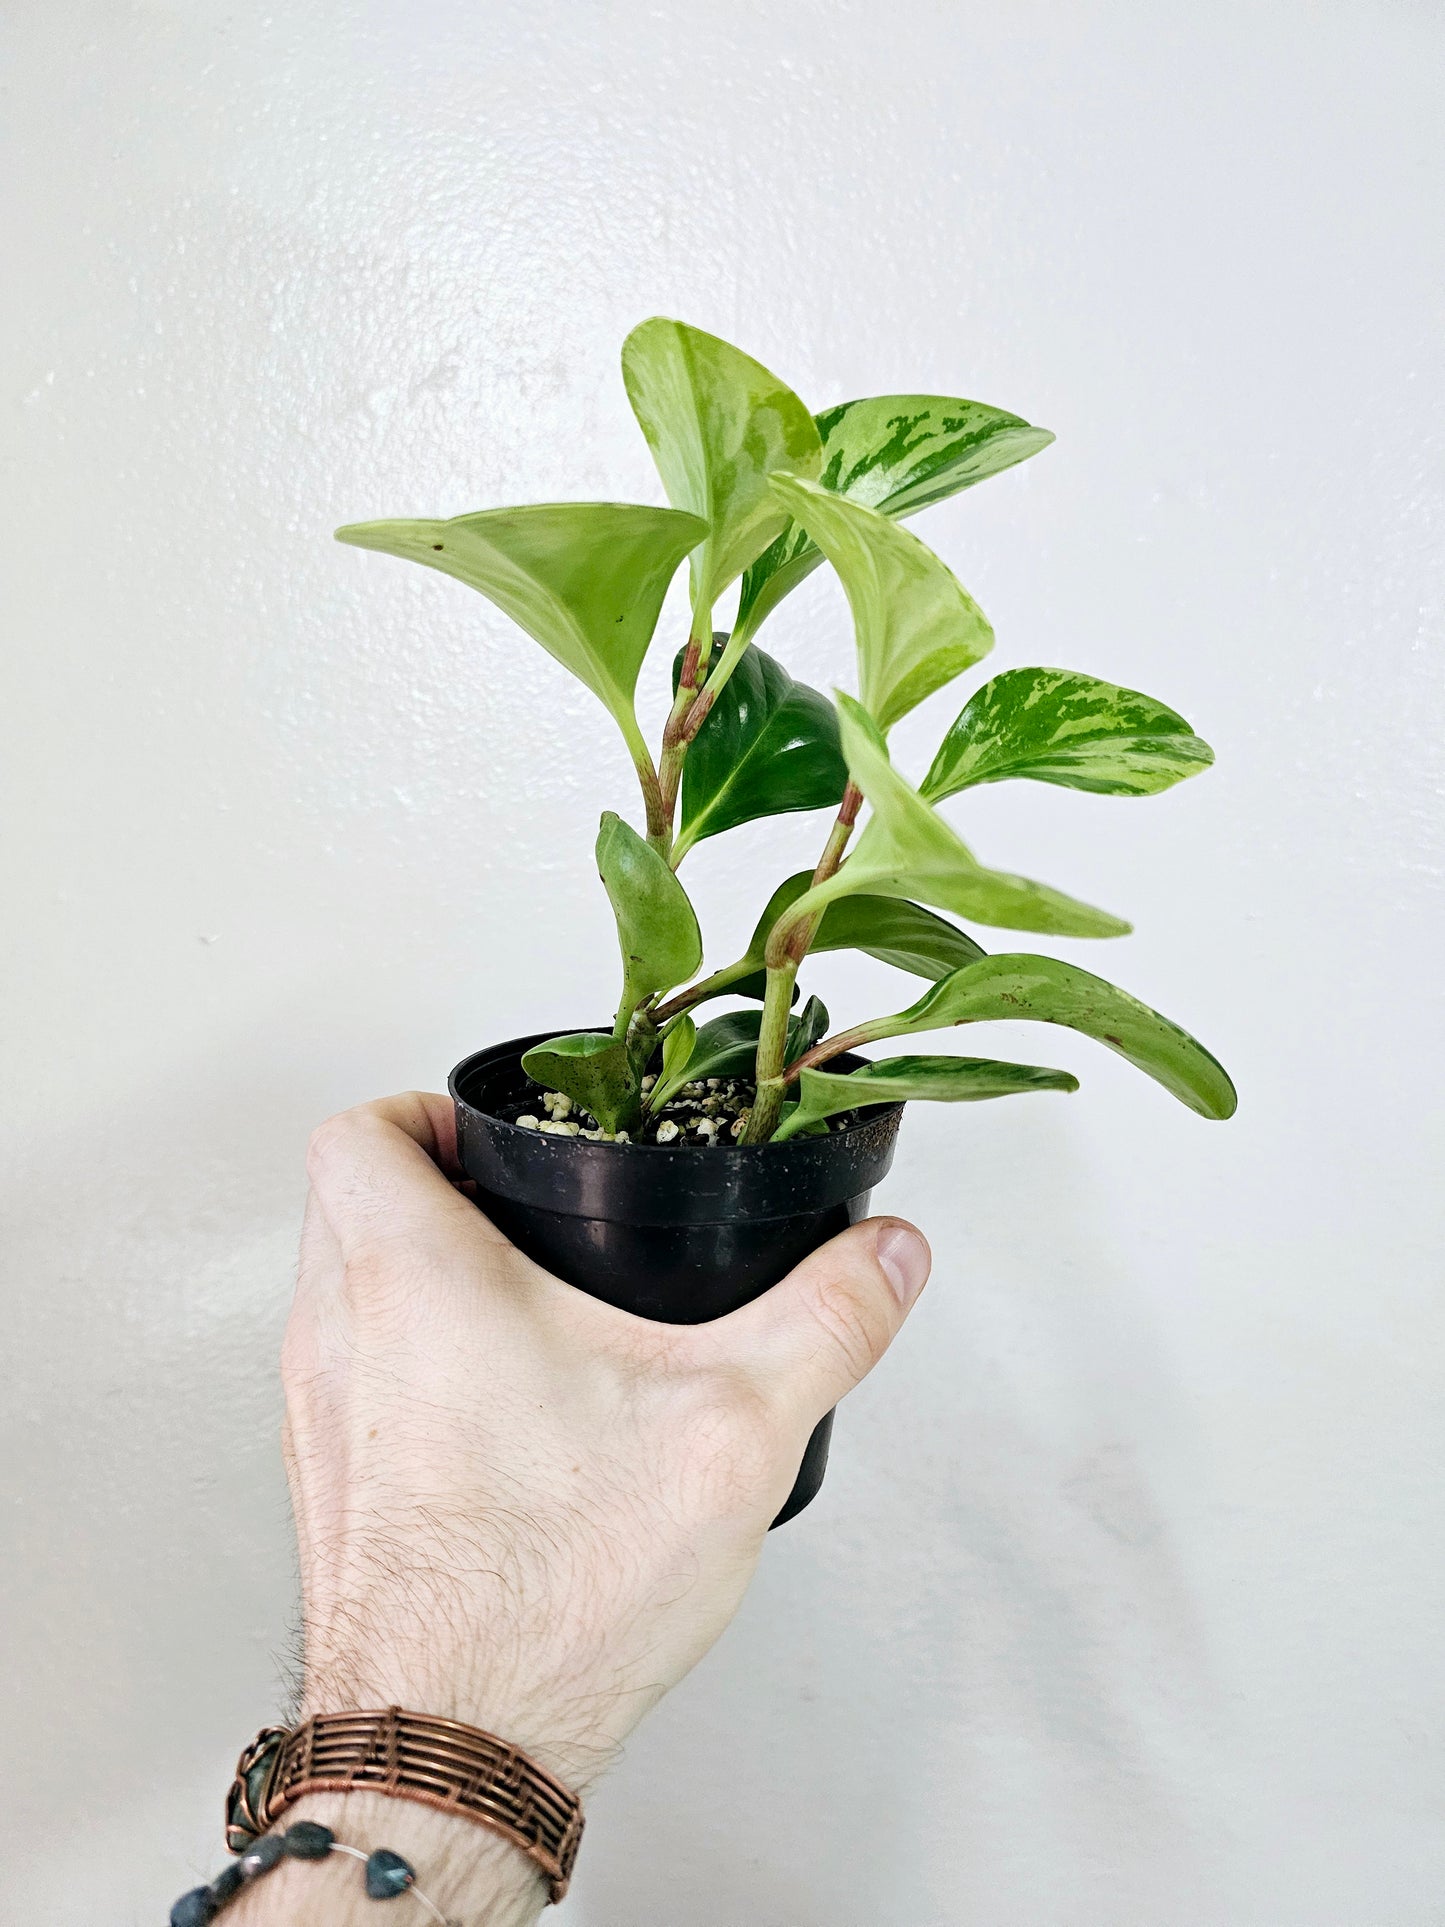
[652,956,760,1024]
[635,753,672,853]
[738,959,798,1143]
[808,780,862,888]
[690,607,758,717]
[615,699,672,854]
[657,601,713,839]
[761,780,863,973]
[740,781,865,1144]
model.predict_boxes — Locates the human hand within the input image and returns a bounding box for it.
[248,1090,929,1920]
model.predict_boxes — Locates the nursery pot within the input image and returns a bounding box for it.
[449,1030,905,1527]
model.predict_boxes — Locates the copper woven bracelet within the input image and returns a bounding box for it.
[225,1707,584,1904]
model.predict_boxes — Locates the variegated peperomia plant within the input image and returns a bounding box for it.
[338,318,1235,1145]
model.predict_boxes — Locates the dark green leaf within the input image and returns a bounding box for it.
[671,641,848,858]
[922,667,1216,801]
[596,811,703,1018]
[861,954,1237,1119]
[687,872,990,1018]
[621,318,822,610]
[711,966,771,1004]
[746,872,987,982]
[736,393,1053,642]
[813,895,987,979]
[772,1053,1079,1140]
[788,993,831,1060]
[744,872,815,962]
[675,1009,767,1084]
[519,1032,640,1135]
[335,502,706,765]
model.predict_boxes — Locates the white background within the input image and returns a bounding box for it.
[3,3,1442,1921]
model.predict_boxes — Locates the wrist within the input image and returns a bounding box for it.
[298,1622,629,1797]
[225,1793,547,1927]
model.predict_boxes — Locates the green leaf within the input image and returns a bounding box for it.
[671,641,848,859]
[645,1014,698,1114]
[621,318,822,612]
[736,393,1053,641]
[519,1031,640,1135]
[335,502,707,763]
[647,995,831,1112]
[774,695,1130,946]
[859,954,1237,1120]
[772,1053,1079,1140]
[596,811,703,1018]
[768,476,993,731]
[747,871,986,983]
[922,667,1216,801]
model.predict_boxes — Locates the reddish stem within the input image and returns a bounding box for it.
[763,781,864,970]
[782,1025,873,1084]
[658,633,708,823]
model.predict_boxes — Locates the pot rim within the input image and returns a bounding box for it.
[448,1027,904,1157]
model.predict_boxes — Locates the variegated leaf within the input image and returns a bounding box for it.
[768,476,993,731]
[773,695,1130,948]
[922,667,1215,800]
[621,318,821,612]
[858,954,1237,1119]
[771,1053,1079,1140]
[335,502,706,764]
[736,393,1053,641]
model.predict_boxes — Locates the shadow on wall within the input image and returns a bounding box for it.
[567,1111,1227,1925]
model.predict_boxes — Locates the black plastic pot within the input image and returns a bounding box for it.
[449,1030,904,1527]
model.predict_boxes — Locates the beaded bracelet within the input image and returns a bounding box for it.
[170,1820,456,1925]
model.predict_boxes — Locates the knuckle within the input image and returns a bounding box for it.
[342,1242,424,1326]
[803,1272,888,1383]
[305,1111,354,1180]
[306,1103,397,1182]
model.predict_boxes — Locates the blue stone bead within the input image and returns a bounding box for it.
[169,1888,217,1927]
[209,1863,245,1903]
[284,1820,336,1859]
[364,1847,416,1898]
[238,1832,285,1878]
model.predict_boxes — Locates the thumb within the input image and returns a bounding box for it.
[705,1217,932,1425]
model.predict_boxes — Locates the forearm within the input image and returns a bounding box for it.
[225,1792,548,1927]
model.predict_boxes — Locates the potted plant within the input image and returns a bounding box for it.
[336,318,1236,1525]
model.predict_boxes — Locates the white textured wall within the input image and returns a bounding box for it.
[4,3,1442,1921]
